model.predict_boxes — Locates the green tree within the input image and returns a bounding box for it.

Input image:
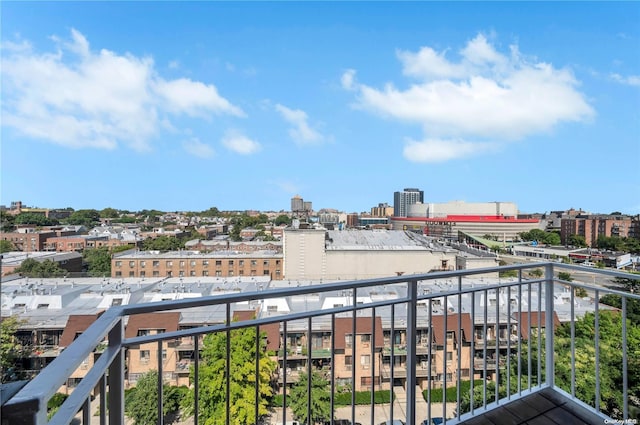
[14,258,66,278]
[600,294,640,325]
[185,326,277,425]
[100,207,120,218]
[519,229,560,245]
[142,236,185,251]
[0,239,15,253]
[274,215,292,226]
[528,268,543,278]
[14,212,58,226]
[290,370,331,425]
[558,271,572,282]
[1,316,28,382]
[0,211,16,232]
[66,209,101,227]
[83,247,112,277]
[125,370,187,425]
[200,207,221,217]
[568,234,588,247]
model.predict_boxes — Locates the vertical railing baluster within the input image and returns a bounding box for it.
[391,304,396,422]
[495,285,500,405]
[443,295,448,419]
[194,335,199,425]
[544,264,555,390]
[482,289,487,407]
[255,325,260,425]
[517,281,522,396]
[406,279,418,425]
[283,322,288,425]
[622,296,628,420]
[82,396,90,425]
[100,374,106,425]
[226,304,231,425]
[507,283,512,400]
[108,318,124,425]
[158,340,164,425]
[427,297,432,420]
[351,289,357,425]
[595,289,600,412]
[330,315,335,425]
[457,275,462,420]
[307,316,312,425]
[527,282,532,391]
[570,285,576,398]
[371,307,376,424]
[537,280,542,387]
[469,287,475,416]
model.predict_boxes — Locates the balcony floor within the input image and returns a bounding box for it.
[457,387,607,425]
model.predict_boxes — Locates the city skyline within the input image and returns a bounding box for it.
[2,2,639,214]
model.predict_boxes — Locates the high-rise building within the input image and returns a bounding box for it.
[291,195,304,213]
[393,188,424,217]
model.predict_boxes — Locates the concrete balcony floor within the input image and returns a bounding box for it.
[458,387,608,425]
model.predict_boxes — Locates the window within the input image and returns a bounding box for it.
[129,261,135,268]
[228,260,234,266]
[115,271,122,277]
[360,354,370,369]
[37,304,49,309]
[202,270,209,276]
[179,271,184,277]
[275,270,281,277]
[239,260,244,267]
[361,334,371,344]
[129,271,135,277]
[267,305,278,312]
[345,355,352,370]
[276,260,281,265]
[216,260,222,267]
[263,260,269,266]
[112,298,123,306]
[251,260,257,266]
[179,261,185,268]
[345,334,353,348]
[166,261,173,267]
[215,271,222,277]
[153,261,159,268]
[229,271,234,276]
[153,271,159,277]
[446,352,453,362]
[239,270,244,276]
[140,271,145,277]
[115,261,122,267]
[203,260,209,266]
[190,261,196,267]
[162,349,167,360]
[140,261,146,268]
[140,350,150,361]
[263,270,270,275]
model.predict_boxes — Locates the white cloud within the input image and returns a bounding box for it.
[403,138,496,163]
[168,60,180,69]
[221,130,261,155]
[610,73,640,87]
[347,33,595,162]
[1,29,244,151]
[341,69,357,90]
[183,138,215,158]
[275,103,324,145]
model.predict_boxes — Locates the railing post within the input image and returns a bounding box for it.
[108,318,124,425]
[544,264,555,388]
[406,279,418,425]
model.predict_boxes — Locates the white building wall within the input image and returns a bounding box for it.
[408,201,519,218]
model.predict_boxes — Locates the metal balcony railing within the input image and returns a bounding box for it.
[2,263,638,424]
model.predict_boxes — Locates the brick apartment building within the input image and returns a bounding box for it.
[560,214,632,247]
[111,251,284,279]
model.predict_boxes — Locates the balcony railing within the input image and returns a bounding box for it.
[2,263,638,424]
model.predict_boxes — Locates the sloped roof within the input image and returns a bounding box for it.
[59,312,104,348]
[430,313,473,345]
[233,309,280,351]
[334,316,384,350]
[512,311,561,339]
[124,312,181,338]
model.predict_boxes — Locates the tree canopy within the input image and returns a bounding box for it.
[14,212,59,226]
[124,370,187,425]
[290,370,331,425]
[185,326,277,425]
[142,236,185,251]
[1,316,29,382]
[0,211,16,232]
[83,247,112,277]
[0,239,15,253]
[519,229,561,245]
[65,209,101,226]
[14,258,66,278]
[567,234,588,247]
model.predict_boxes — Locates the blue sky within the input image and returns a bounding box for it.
[2,2,639,214]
